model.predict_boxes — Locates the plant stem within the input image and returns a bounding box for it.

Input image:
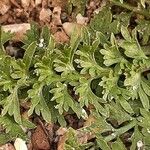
[105,120,136,142]
[110,1,150,18]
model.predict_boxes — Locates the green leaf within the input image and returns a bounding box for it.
[1,87,21,124]
[105,120,136,142]
[99,72,121,101]
[75,34,110,77]
[138,85,149,111]
[130,126,144,150]
[70,28,81,54]
[124,71,141,88]
[138,109,150,129]
[141,79,150,97]
[42,85,66,126]
[81,26,91,45]
[22,23,39,47]
[54,30,81,77]
[46,35,55,57]
[90,7,112,33]
[22,118,36,129]
[141,0,146,7]
[68,0,88,15]
[113,12,131,28]
[100,41,126,66]
[119,40,146,59]
[23,42,37,71]
[121,26,131,42]
[96,31,109,45]
[40,26,51,47]
[119,28,147,59]
[0,57,15,91]
[28,83,51,123]
[119,96,134,114]
[90,111,113,133]
[0,29,13,53]
[136,19,150,44]
[111,138,126,150]
[50,82,82,117]
[75,77,108,117]
[0,115,26,144]
[96,138,111,150]
[109,102,132,125]
[0,133,11,145]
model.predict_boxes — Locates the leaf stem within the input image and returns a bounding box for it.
[110,1,150,18]
[105,120,136,142]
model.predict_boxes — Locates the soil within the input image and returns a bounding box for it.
[0,0,101,42]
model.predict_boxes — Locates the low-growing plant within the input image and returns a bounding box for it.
[1,0,150,149]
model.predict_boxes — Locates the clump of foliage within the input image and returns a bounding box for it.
[1,0,150,149]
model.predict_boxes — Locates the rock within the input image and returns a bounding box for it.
[21,0,30,8]
[45,123,54,146]
[10,0,20,8]
[2,23,31,41]
[56,128,67,150]
[50,0,68,9]
[0,143,15,150]
[76,130,94,144]
[39,8,52,22]
[76,13,88,25]
[35,0,42,6]
[31,125,50,150]
[62,22,83,37]
[27,140,33,150]
[0,13,9,24]
[52,6,62,25]
[14,138,28,150]
[53,31,69,43]
[0,0,10,15]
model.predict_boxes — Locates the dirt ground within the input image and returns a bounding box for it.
[0,0,101,42]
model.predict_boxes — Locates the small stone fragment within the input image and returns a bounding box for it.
[54,30,69,43]
[0,143,15,150]
[39,8,52,22]
[50,0,68,9]
[76,130,94,144]
[0,0,10,15]
[31,125,50,150]
[2,23,31,41]
[10,0,20,8]
[56,128,68,150]
[137,140,144,149]
[35,0,42,6]
[52,6,62,25]
[27,140,33,150]
[76,13,88,25]
[0,13,9,24]
[45,123,54,146]
[21,0,30,8]
[14,138,28,150]
[63,22,83,37]
[42,0,48,8]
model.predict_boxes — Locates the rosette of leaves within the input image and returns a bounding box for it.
[1,3,150,149]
